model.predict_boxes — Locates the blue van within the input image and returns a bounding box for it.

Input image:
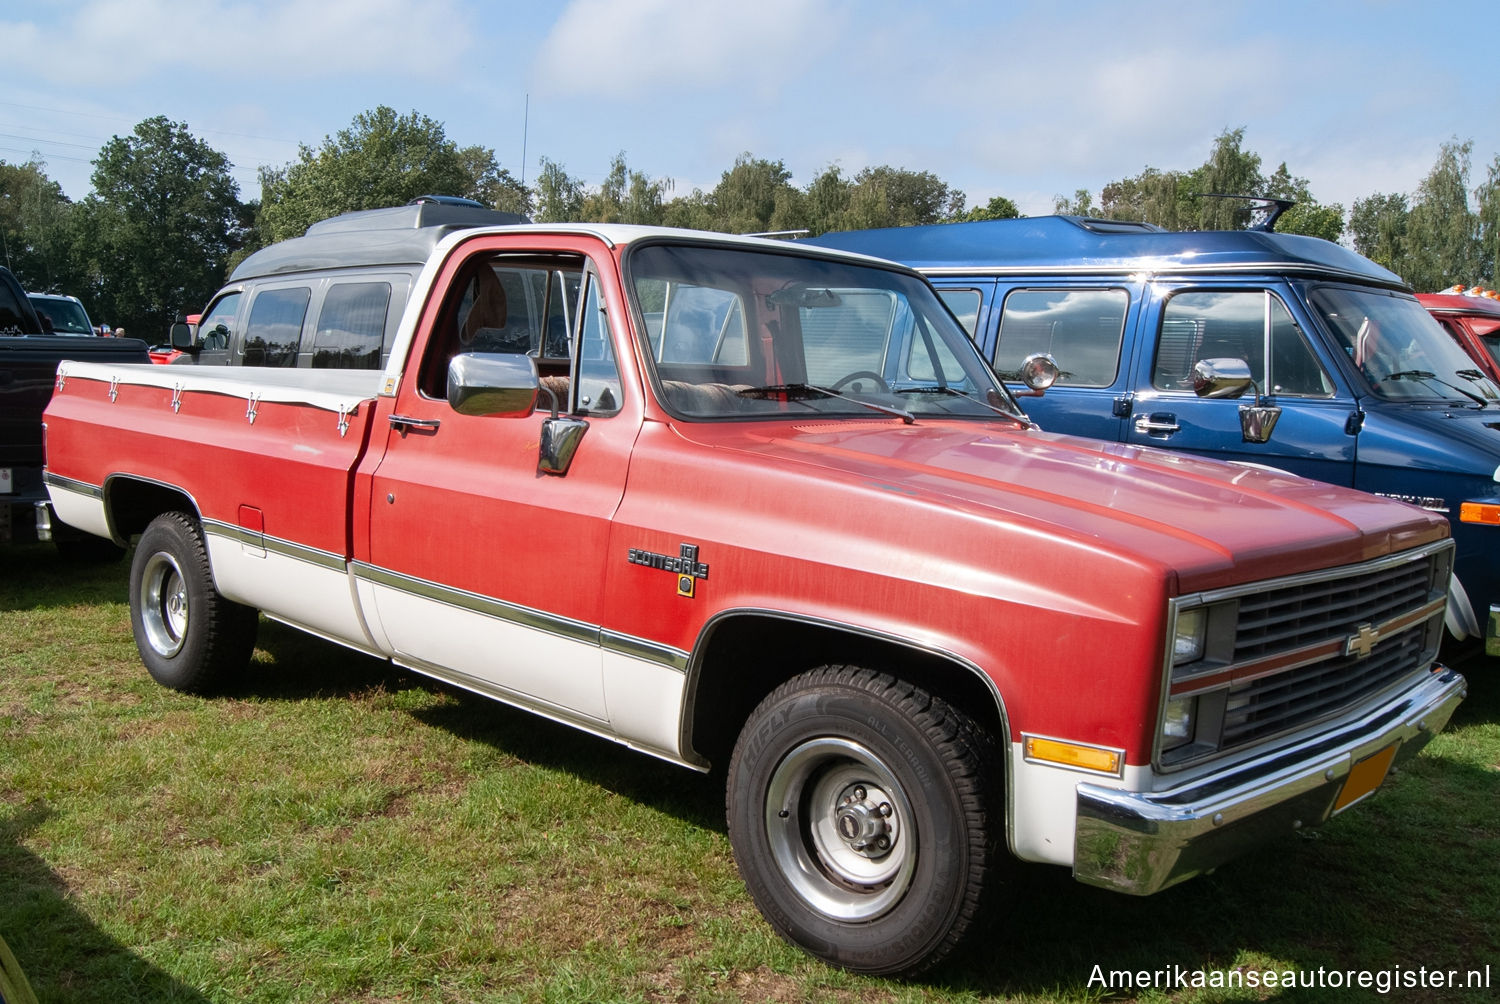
[807,216,1500,653]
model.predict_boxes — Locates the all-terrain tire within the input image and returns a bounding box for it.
[128,512,258,693]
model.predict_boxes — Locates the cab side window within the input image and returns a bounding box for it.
[1154,290,1332,397]
[241,287,310,367]
[996,288,1127,387]
[312,282,391,369]
[573,273,623,416]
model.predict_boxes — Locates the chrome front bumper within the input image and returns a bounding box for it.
[1073,666,1467,895]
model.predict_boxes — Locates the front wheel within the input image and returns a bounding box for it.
[726,666,999,975]
[129,512,258,693]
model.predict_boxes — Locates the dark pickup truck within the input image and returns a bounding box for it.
[2,266,149,554]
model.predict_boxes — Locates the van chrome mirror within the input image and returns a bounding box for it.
[1191,358,1253,399]
[1012,352,1059,397]
[447,353,538,417]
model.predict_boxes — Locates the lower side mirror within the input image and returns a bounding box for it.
[539,416,589,475]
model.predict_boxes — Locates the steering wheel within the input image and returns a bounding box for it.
[831,370,890,392]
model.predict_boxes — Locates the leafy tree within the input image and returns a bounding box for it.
[1187,128,1262,230]
[1475,154,1500,285]
[959,195,1022,222]
[1349,192,1410,273]
[532,156,586,222]
[1402,139,1480,291]
[842,166,965,231]
[0,158,78,292]
[802,164,852,235]
[78,116,244,337]
[708,153,804,234]
[257,106,519,242]
[578,152,668,225]
[1053,188,1099,216]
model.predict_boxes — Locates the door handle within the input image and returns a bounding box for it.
[388,414,441,436]
[1133,413,1180,436]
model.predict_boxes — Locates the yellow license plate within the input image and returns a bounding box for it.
[1333,743,1399,813]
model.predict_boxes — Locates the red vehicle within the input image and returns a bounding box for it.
[148,314,198,364]
[42,213,1465,975]
[1419,289,1500,383]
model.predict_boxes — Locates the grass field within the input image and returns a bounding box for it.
[2,542,1497,1003]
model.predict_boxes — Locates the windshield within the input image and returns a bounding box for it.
[1311,286,1500,405]
[28,296,94,335]
[626,243,1022,422]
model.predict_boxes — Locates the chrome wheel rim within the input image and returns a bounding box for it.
[764,737,916,921]
[140,550,188,658]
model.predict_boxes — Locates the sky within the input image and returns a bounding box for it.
[1,0,1495,222]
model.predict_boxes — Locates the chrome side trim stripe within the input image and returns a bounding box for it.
[602,630,691,673]
[351,560,691,672]
[42,471,103,499]
[202,520,346,571]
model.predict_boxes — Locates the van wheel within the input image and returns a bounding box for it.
[129,512,258,693]
[726,666,998,975]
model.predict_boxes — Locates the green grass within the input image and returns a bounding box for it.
[2,542,1497,1002]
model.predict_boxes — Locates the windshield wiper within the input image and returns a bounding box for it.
[1382,369,1489,406]
[893,384,1027,421]
[737,383,915,424]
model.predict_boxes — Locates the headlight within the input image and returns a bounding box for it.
[1172,607,1207,665]
[1160,696,1195,750]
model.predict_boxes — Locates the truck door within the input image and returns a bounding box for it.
[359,238,636,724]
[1124,284,1357,484]
[987,281,1142,442]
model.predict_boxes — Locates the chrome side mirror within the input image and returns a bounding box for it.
[1011,352,1059,397]
[447,353,538,417]
[1191,358,1253,399]
[1192,358,1281,443]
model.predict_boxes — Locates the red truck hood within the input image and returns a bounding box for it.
[673,418,1448,593]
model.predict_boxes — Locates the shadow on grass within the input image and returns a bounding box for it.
[241,618,727,832]
[0,542,130,613]
[0,803,212,1004]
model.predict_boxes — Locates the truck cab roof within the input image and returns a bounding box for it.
[803,214,1407,288]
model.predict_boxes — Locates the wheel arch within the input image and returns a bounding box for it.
[103,475,202,541]
[681,608,1011,772]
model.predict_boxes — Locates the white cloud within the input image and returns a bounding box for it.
[3,0,472,86]
[532,0,845,99]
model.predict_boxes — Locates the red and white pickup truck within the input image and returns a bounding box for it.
[43,216,1467,975]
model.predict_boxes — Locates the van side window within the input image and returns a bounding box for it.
[241,287,310,367]
[936,288,981,337]
[1155,291,1332,397]
[312,282,391,369]
[197,292,241,351]
[996,288,1127,387]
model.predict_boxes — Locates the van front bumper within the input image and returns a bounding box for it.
[1073,666,1466,896]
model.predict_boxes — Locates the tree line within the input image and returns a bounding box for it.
[2,107,1496,340]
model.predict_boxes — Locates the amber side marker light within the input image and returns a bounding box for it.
[1023,736,1123,775]
[1460,502,1500,525]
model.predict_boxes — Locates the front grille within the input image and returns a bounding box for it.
[1233,560,1434,661]
[1162,541,1450,768]
[1222,627,1426,747]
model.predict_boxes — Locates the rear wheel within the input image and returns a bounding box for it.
[129,512,257,693]
[726,666,999,975]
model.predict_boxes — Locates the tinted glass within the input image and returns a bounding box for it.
[312,282,390,369]
[1312,286,1500,403]
[242,287,310,366]
[936,288,981,336]
[998,288,1127,387]
[1155,290,1333,397]
[198,292,241,351]
[29,297,93,335]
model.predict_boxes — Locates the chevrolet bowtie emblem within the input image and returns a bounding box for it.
[1345,623,1379,659]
